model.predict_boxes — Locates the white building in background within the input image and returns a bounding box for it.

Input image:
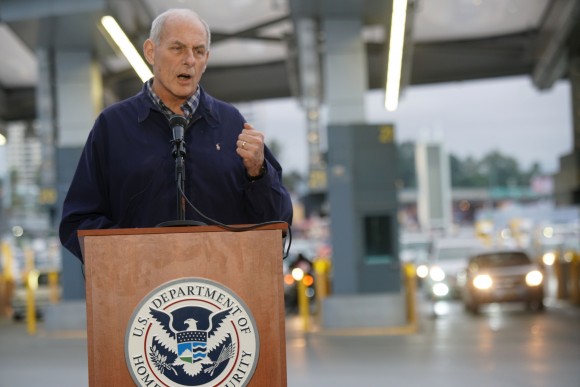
[5,121,42,208]
[0,145,8,210]
[415,140,452,234]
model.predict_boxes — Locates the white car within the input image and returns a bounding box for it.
[425,237,483,300]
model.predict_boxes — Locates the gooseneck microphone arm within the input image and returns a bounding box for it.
[156,114,206,227]
[170,115,187,221]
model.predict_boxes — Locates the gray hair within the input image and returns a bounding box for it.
[149,8,211,49]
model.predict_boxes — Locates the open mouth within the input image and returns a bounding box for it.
[177,73,192,80]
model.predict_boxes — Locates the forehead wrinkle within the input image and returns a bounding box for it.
[166,38,207,50]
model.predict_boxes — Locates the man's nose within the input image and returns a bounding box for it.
[183,49,196,65]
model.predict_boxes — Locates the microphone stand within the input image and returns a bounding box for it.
[157,122,206,228]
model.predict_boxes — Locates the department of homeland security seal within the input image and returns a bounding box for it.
[125,278,260,387]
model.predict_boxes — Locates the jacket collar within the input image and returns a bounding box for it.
[136,82,219,129]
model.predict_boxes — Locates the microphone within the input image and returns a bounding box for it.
[169,115,187,158]
[169,114,187,143]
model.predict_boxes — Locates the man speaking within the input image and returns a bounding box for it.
[59,8,293,261]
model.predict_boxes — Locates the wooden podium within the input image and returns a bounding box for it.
[79,224,288,387]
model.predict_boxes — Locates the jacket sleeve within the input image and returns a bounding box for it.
[242,145,293,226]
[59,122,119,262]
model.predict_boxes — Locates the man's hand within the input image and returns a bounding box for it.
[236,123,265,177]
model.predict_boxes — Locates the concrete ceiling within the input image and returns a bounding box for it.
[0,0,579,122]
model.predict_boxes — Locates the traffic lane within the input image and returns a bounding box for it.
[0,319,88,387]
[425,300,580,386]
[286,299,580,387]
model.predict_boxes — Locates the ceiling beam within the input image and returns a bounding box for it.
[532,0,580,90]
[212,15,289,44]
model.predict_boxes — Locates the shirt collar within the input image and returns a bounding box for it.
[137,81,219,128]
[145,78,200,122]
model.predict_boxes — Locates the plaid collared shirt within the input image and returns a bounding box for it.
[146,78,200,123]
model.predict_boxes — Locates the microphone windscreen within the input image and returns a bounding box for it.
[169,114,187,130]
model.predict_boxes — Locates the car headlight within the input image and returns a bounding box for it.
[429,266,445,282]
[525,270,543,287]
[432,283,449,297]
[416,264,429,279]
[473,274,492,290]
[291,268,304,281]
[542,252,556,266]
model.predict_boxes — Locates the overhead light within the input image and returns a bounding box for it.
[0,133,6,146]
[100,16,153,82]
[384,0,408,112]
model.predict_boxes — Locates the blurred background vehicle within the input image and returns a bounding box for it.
[11,270,60,321]
[283,238,319,314]
[424,237,483,300]
[399,232,432,287]
[460,250,544,314]
[283,253,315,314]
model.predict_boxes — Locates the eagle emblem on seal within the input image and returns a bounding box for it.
[149,306,235,378]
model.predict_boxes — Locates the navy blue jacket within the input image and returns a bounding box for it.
[59,84,293,261]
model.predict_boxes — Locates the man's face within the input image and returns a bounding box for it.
[143,15,209,109]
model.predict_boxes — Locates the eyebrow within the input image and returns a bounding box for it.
[168,40,206,49]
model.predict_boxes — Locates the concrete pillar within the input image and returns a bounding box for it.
[553,57,580,205]
[295,18,326,194]
[322,17,367,124]
[54,49,103,303]
[566,56,580,204]
[323,16,367,298]
[572,57,580,151]
[36,48,56,220]
[320,13,404,330]
[40,47,103,331]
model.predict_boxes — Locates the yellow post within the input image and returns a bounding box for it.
[1,242,15,318]
[404,263,417,326]
[297,279,309,331]
[295,274,309,331]
[48,271,59,304]
[313,257,331,316]
[24,247,37,335]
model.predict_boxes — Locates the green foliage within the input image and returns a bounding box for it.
[283,170,303,193]
[397,141,543,188]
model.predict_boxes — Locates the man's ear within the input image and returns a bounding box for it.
[143,39,155,65]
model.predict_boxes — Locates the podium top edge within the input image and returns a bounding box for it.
[78,223,289,238]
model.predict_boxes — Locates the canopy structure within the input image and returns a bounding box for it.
[0,0,578,122]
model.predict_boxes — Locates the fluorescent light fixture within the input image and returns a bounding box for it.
[101,16,153,82]
[384,0,408,112]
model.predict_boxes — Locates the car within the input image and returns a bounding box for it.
[424,237,482,300]
[461,250,544,314]
[282,238,320,314]
[11,270,60,321]
[399,232,432,288]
